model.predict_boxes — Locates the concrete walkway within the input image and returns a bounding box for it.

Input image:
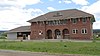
[0,50,81,56]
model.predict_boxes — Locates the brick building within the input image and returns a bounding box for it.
[28,9,95,40]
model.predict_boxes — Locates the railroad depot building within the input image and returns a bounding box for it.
[28,9,95,40]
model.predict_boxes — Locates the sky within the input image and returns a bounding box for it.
[0,0,100,30]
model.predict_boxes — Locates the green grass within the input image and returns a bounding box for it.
[0,41,100,55]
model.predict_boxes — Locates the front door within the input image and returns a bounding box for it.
[55,29,61,39]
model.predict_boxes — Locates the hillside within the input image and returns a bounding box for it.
[93,29,100,33]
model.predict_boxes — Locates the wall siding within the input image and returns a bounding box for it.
[7,32,17,40]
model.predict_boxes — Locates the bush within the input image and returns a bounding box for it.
[0,33,7,39]
[0,36,6,39]
[92,34,96,43]
[96,38,100,40]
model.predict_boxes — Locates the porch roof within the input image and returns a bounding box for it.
[7,26,31,33]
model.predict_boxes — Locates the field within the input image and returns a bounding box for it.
[0,41,100,55]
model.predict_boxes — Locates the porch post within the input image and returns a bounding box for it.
[52,30,55,39]
[78,18,80,21]
[60,30,63,39]
[44,21,47,39]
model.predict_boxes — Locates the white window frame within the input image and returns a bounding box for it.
[72,29,78,34]
[81,28,87,34]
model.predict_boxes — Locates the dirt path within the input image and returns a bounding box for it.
[0,50,81,56]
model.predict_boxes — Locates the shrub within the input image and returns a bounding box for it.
[0,33,7,39]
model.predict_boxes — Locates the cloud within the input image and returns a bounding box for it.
[59,0,72,4]
[47,7,56,11]
[80,0,100,29]
[0,0,43,30]
[63,0,72,4]
[59,1,62,3]
[81,0,100,19]
[0,7,43,30]
[93,21,100,29]
[59,0,89,5]
[0,0,41,8]
[49,0,54,1]
[71,0,89,5]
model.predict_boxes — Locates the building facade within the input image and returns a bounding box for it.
[28,9,95,40]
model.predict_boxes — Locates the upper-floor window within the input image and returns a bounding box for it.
[60,19,67,25]
[72,29,78,34]
[72,18,78,24]
[53,12,62,17]
[53,20,60,25]
[81,28,87,34]
[47,19,68,26]
[48,21,53,25]
[39,21,44,26]
[82,17,87,23]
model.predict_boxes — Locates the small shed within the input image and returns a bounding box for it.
[7,26,31,40]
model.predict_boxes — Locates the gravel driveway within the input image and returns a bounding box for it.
[0,50,81,56]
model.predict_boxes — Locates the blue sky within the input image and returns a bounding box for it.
[0,0,100,30]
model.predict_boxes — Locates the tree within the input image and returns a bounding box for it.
[0,32,7,39]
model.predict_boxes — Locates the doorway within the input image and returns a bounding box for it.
[47,30,52,39]
[55,29,61,39]
[62,29,70,39]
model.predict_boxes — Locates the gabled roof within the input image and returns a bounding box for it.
[7,26,30,33]
[28,9,95,22]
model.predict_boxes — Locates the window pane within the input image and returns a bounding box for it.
[72,18,78,23]
[82,18,87,23]
[73,30,75,33]
[82,29,84,33]
[85,29,87,33]
[76,30,78,33]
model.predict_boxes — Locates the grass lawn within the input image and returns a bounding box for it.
[0,41,100,55]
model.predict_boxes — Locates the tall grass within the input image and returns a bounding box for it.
[0,41,100,55]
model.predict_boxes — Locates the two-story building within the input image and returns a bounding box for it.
[28,9,95,40]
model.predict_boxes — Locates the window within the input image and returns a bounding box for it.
[63,19,67,24]
[72,29,78,34]
[60,19,67,25]
[48,21,53,25]
[53,20,59,25]
[82,17,87,23]
[53,12,62,17]
[47,20,68,25]
[81,28,87,34]
[72,18,78,24]
[39,21,43,26]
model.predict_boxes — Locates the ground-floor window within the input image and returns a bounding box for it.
[81,28,87,34]
[72,29,78,34]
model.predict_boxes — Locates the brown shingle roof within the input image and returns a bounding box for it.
[7,26,30,33]
[28,9,95,22]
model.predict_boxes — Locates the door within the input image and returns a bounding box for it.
[47,30,52,39]
[55,29,61,39]
[62,29,70,39]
